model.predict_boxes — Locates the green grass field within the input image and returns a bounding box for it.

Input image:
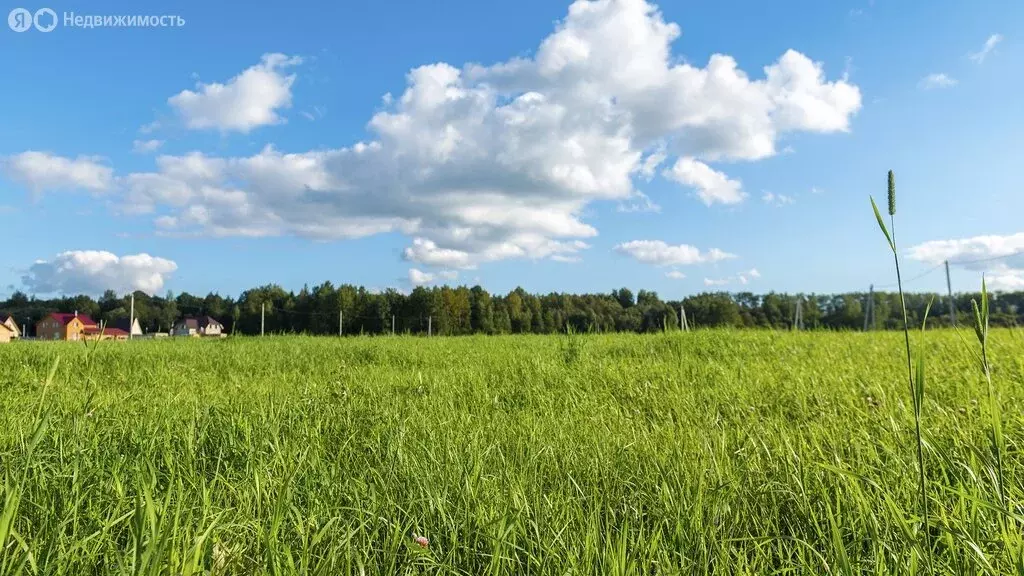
[0,330,1021,574]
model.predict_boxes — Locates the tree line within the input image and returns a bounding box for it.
[2,283,1021,337]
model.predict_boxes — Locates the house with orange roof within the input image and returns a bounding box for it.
[35,311,97,341]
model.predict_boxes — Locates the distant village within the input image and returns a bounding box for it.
[0,312,225,343]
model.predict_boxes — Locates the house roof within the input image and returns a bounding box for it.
[0,323,12,333]
[177,315,222,329]
[43,312,97,327]
[109,318,140,333]
[82,326,129,336]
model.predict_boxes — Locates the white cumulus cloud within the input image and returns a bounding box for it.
[704,277,730,287]
[168,53,303,133]
[665,158,746,205]
[21,251,178,295]
[4,0,860,271]
[2,152,113,194]
[908,232,1024,291]
[665,270,686,279]
[615,240,736,266]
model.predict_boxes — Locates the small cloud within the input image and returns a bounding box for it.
[919,73,957,90]
[138,121,161,135]
[132,139,164,154]
[810,186,824,194]
[748,268,761,278]
[968,34,1003,63]
[551,254,582,263]
[704,278,730,287]
[781,145,796,155]
[638,149,667,181]
[665,158,746,206]
[2,152,114,194]
[665,270,686,280]
[842,56,854,82]
[303,105,326,121]
[762,191,795,207]
[168,53,303,133]
[408,268,434,287]
[617,191,661,213]
[615,240,737,266]
[848,8,864,17]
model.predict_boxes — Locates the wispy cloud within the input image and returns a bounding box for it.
[762,191,795,207]
[617,191,661,213]
[919,73,957,90]
[132,139,164,154]
[968,34,1003,63]
[138,121,161,135]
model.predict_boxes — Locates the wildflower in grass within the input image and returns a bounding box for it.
[413,533,429,548]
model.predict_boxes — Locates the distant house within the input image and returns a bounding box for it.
[109,317,143,337]
[35,312,97,341]
[0,322,14,344]
[2,316,20,339]
[172,316,224,337]
[82,326,130,341]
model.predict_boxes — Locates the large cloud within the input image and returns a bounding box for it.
[168,53,302,132]
[1,152,113,194]
[22,251,178,295]
[908,232,1024,291]
[4,0,860,272]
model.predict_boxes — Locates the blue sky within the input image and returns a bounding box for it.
[1,0,1021,300]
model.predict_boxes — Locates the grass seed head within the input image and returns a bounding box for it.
[887,170,896,216]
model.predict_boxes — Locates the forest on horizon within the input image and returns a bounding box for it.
[2,282,1020,337]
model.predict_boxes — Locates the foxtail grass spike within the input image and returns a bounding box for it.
[887,170,896,216]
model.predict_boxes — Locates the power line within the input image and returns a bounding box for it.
[874,262,945,290]
[948,249,1024,266]
[870,249,1023,291]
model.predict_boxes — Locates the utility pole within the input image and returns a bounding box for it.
[261,303,265,336]
[945,260,956,327]
[864,285,874,331]
[392,315,396,335]
[793,298,804,331]
[339,310,343,336]
[428,315,432,337]
[680,305,689,332]
[129,292,135,340]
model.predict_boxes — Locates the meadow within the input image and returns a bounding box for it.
[0,330,1021,575]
